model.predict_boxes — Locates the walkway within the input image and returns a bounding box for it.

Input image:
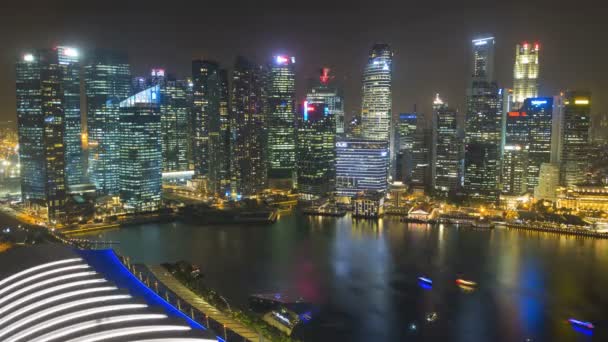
[146,265,261,342]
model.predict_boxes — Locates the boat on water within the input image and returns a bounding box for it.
[456,278,477,287]
[568,318,594,329]
[417,276,433,285]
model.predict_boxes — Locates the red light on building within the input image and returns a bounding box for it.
[307,106,315,112]
[319,68,332,85]
[508,111,528,117]
[535,43,540,50]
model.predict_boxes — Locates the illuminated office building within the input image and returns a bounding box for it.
[335,139,389,197]
[306,68,345,136]
[513,42,540,107]
[434,95,461,194]
[118,86,162,213]
[230,56,267,196]
[16,47,84,221]
[296,102,336,200]
[394,113,417,183]
[501,144,528,195]
[534,163,560,201]
[85,50,131,195]
[464,37,502,203]
[135,68,190,173]
[559,91,592,186]
[411,125,433,193]
[267,55,296,188]
[361,44,393,142]
[191,60,231,195]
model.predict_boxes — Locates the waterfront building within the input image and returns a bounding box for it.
[191,60,231,195]
[501,144,528,195]
[520,97,554,192]
[118,86,162,213]
[267,55,296,189]
[335,139,389,197]
[513,42,540,107]
[394,113,417,183]
[85,49,131,195]
[296,102,336,200]
[556,184,608,211]
[306,68,345,136]
[0,245,217,342]
[352,191,385,218]
[16,47,84,221]
[534,163,560,201]
[230,56,267,196]
[361,43,393,142]
[411,126,433,193]
[434,95,461,194]
[464,37,502,203]
[558,91,592,186]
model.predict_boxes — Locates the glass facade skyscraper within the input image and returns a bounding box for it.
[16,48,81,221]
[192,60,231,195]
[85,50,131,195]
[296,102,336,200]
[559,91,592,186]
[118,86,162,212]
[513,42,540,107]
[230,56,267,196]
[335,139,389,197]
[394,113,417,183]
[434,95,461,194]
[267,55,296,188]
[361,44,393,142]
[306,68,344,136]
[465,37,502,203]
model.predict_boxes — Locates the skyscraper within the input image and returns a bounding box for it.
[267,55,296,188]
[434,95,461,194]
[85,49,131,195]
[135,69,190,173]
[306,68,345,136]
[335,139,389,197]
[230,56,267,196]
[559,91,592,186]
[16,46,84,221]
[191,60,231,195]
[513,42,540,107]
[464,37,503,203]
[361,44,393,142]
[394,113,417,183]
[118,86,162,213]
[296,102,336,200]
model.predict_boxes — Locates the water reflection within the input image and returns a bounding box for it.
[87,212,608,341]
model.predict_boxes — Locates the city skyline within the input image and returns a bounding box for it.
[1,2,607,125]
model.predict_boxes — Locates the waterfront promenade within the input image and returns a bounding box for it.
[145,264,262,342]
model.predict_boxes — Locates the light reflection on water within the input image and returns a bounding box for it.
[88,212,607,341]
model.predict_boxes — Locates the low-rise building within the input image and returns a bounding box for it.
[557,184,608,211]
[352,191,385,218]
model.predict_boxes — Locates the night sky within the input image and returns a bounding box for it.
[0,0,606,126]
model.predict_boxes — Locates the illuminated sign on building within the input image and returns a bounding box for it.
[23,54,34,62]
[508,111,527,117]
[274,55,295,65]
[151,68,165,77]
[574,98,590,105]
[530,100,548,106]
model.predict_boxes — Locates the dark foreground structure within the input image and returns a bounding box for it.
[0,244,218,342]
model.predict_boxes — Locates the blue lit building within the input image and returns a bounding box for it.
[118,86,162,212]
[335,139,389,197]
[16,47,83,221]
[85,50,131,195]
